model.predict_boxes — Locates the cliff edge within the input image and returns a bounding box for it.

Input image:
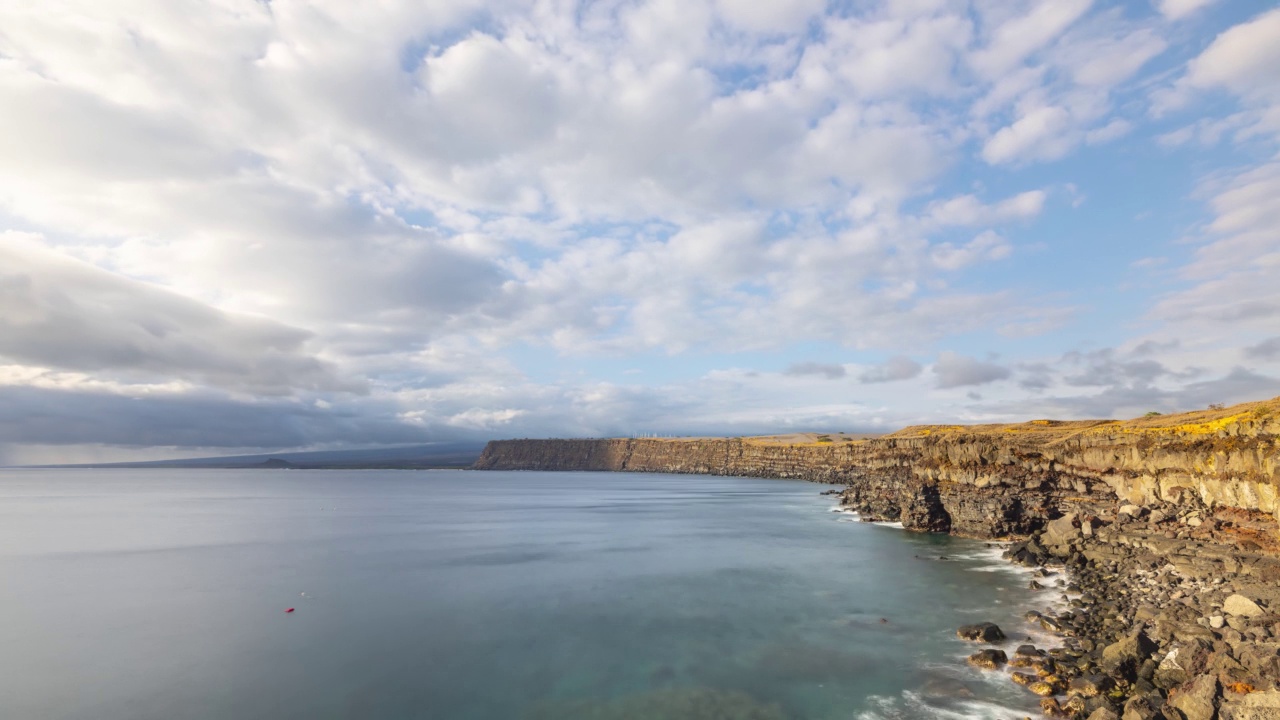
[474,397,1280,543]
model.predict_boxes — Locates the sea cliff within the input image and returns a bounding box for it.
[474,397,1280,542]
[475,397,1280,717]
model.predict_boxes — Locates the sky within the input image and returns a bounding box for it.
[1,0,1279,464]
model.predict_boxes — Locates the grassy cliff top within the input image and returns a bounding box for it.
[596,397,1280,448]
[886,395,1280,441]
[636,396,1280,448]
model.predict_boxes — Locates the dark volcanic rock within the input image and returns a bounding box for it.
[957,622,1006,643]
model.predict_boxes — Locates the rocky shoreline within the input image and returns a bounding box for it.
[939,501,1280,719]
[475,398,1280,718]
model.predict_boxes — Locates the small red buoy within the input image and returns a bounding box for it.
[285,607,295,613]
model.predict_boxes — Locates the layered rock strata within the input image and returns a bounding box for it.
[476,398,1280,718]
[474,398,1280,542]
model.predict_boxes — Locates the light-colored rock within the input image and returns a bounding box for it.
[1220,689,1280,720]
[1088,708,1120,720]
[1211,615,1226,629]
[1168,674,1218,720]
[1102,629,1158,675]
[1224,594,1265,618]
[1044,513,1080,547]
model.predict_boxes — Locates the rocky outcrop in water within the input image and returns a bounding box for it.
[474,398,1280,543]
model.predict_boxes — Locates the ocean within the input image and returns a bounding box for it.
[0,469,1051,719]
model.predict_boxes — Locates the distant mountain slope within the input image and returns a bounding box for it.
[36,442,487,469]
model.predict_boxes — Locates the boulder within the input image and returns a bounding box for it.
[1044,513,1081,548]
[1030,680,1064,696]
[1233,643,1280,682]
[956,622,1005,642]
[1220,690,1280,720]
[1122,694,1159,720]
[1070,675,1117,698]
[1224,595,1265,618]
[1063,694,1088,715]
[1011,671,1038,687]
[967,649,1007,669]
[1102,629,1159,678]
[1167,674,1219,720]
[1088,709,1121,720]
[1157,647,1192,689]
[1042,697,1069,717]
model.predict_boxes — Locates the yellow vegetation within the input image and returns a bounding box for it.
[649,397,1279,446]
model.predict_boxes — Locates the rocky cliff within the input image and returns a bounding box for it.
[474,397,1280,542]
[476,398,1280,715]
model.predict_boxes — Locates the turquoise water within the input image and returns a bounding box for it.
[0,469,1046,719]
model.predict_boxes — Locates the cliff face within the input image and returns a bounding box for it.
[474,398,1280,541]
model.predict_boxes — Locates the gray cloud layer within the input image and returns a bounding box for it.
[0,239,357,394]
[933,352,1012,389]
[859,356,924,383]
[785,362,847,379]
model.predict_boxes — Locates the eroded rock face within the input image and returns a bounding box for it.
[474,398,1280,543]
[475,400,1280,719]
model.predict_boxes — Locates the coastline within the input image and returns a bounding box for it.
[477,398,1280,718]
[958,501,1280,719]
[843,494,1280,718]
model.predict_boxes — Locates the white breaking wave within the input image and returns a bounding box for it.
[857,690,1030,720]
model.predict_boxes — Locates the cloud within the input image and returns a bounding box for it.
[1183,9,1280,100]
[785,362,848,380]
[859,356,923,383]
[1156,0,1222,21]
[1061,350,1171,388]
[930,231,1013,271]
[1158,9,1280,140]
[933,352,1012,389]
[1244,337,1280,360]
[970,0,1093,79]
[982,105,1073,164]
[1149,161,1280,330]
[0,385,424,449]
[0,234,356,394]
[0,0,1275,458]
[923,190,1046,227]
[1085,119,1132,144]
[715,0,825,34]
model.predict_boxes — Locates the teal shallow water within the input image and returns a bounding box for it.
[0,469,1047,719]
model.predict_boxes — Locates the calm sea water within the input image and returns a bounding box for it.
[0,469,1050,720]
